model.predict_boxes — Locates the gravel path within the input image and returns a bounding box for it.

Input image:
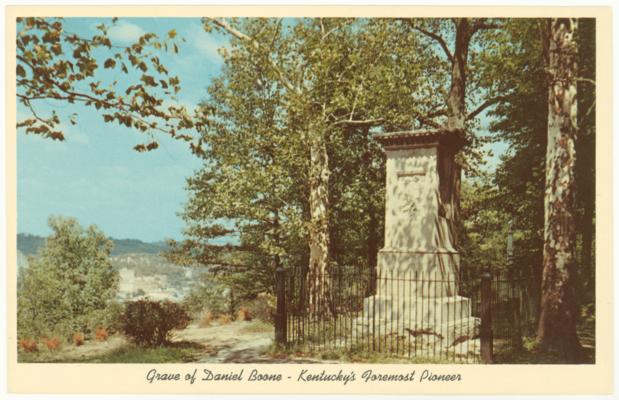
[176,321,277,363]
[175,321,326,363]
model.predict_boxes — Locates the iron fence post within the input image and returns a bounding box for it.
[480,270,494,364]
[506,220,523,352]
[275,263,287,347]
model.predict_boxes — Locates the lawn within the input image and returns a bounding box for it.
[18,335,206,363]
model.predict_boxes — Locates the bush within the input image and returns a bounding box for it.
[218,314,232,325]
[44,337,61,351]
[95,327,108,342]
[73,332,85,346]
[198,310,214,328]
[237,307,253,321]
[183,282,230,317]
[120,300,190,347]
[86,301,124,335]
[19,338,38,352]
[244,293,276,323]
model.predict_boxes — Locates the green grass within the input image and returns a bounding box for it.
[266,340,476,364]
[494,344,594,364]
[19,340,205,363]
[493,322,595,365]
[238,320,273,334]
[89,342,204,363]
[88,345,201,364]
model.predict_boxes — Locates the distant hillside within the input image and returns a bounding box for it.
[17,250,29,270]
[110,238,169,255]
[17,233,169,256]
[16,234,45,256]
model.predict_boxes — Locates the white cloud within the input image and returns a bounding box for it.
[184,23,230,63]
[70,131,90,145]
[108,21,145,44]
[194,39,226,60]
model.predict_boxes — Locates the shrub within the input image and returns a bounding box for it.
[237,307,253,322]
[73,332,85,346]
[245,293,276,323]
[198,310,214,328]
[120,299,190,347]
[104,301,125,334]
[95,327,108,342]
[44,337,61,351]
[86,302,124,335]
[19,338,38,352]
[183,282,230,317]
[218,314,232,325]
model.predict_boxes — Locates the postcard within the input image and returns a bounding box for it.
[5,4,614,395]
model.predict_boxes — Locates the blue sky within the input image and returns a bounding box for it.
[18,18,230,242]
[17,17,506,243]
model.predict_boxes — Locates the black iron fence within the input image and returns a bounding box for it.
[275,265,537,364]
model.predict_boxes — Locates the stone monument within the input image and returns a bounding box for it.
[353,129,479,356]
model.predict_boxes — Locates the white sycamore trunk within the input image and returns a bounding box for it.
[307,121,331,315]
[537,18,582,360]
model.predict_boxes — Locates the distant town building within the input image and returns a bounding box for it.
[118,268,135,298]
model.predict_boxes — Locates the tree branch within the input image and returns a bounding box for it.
[582,99,596,122]
[321,19,352,42]
[417,116,445,130]
[207,18,301,96]
[466,94,512,121]
[19,98,55,128]
[408,23,453,63]
[471,19,502,35]
[577,77,596,86]
[17,53,184,137]
[426,108,448,118]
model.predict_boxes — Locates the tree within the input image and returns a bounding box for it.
[17,216,119,339]
[16,17,201,151]
[574,19,596,299]
[180,17,518,314]
[485,19,549,318]
[202,18,440,314]
[536,18,583,361]
[190,17,463,314]
[165,19,308,305]
[477,18,595,360]
[402,18,509,251]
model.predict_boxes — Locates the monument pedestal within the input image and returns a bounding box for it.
[352,130,479,358]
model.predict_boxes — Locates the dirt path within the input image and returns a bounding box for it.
[175,321,279,363]
[175,321,327,363]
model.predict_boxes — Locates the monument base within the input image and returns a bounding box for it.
[351,249,480,358]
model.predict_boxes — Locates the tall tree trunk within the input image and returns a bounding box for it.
[447,18,471,131]
[446,18,472,246]
[363,128,379,295]
[536,18,583,361]
[307,120,331,315]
